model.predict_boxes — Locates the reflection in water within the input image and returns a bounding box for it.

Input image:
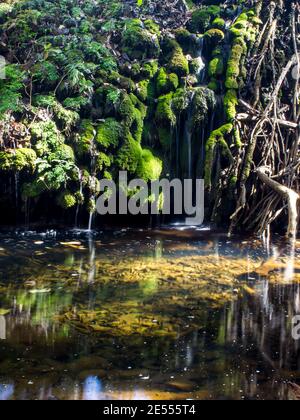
[0,230,299,400]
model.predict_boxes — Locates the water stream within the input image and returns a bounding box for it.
[0,229,299,400]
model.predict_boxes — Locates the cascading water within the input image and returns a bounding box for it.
[87,129,97,232]
[184,92,195,180]
[75,169,83,228]
[194,37,206,84]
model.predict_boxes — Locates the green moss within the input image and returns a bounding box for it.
[96,118,122,149]
[33,95,79,132]
[168,44,189,77]
[156,68,179,95]
[204,29,225,43]
[174,28,193,50]
[208,79,218,91]
[141,60,159,78]
[136,149,163,181]
[122,19,160,60]
[188,6,220,33]
[224,90,238,122]
[155,93,176,127]
[157,126,173,150]
[144,19,160,36]
[208,56,224,78]
[212,17,225,30]
[233,127,242,148]
[116,133,142,174]
[136,79,150,102]
[22,180,45,199]
[204,123,234,189]
[225,44,244,90]
[0,148,37,172]
[57,191,76,209]
[76,120,95,156]
[96,152,112,172]
[119,94,136,127]
[192,87,216,126]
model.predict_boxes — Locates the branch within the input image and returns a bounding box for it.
[257,166,299,239]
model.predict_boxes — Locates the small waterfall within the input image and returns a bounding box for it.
[183,92,195,180]
[88,210,94,232]
[194,37,206,84]
[75,169,83,228]
[87,129,97,232]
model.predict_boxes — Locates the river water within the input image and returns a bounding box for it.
[0,228,299,400]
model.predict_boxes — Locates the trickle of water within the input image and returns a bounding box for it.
[194,37,206,84]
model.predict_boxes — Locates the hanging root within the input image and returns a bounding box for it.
[257,167,299,239]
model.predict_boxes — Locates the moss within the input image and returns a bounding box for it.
[141,60,159,78]
[57,191,76,209]
[61,144,75,161]
[22,180,45,199]
[0,148,37,172]
[157,126,172,150]
[224,89,238,122]
[156,68,179,95]
[96,118,122,149]
[108,72,135,92]
[76,120,95,156]
[204,29,225,44]
[119,94,136,127]
[208,79,218,91]
[122,19,160,60]
[225,44,244,90]
[192,87,216,126]
[136,79,150,102]
[212,17,225,30]
[136,149,163,181]
[168,44,189,77]
[204,124,234,189]
[33,95,79,132]
[208,56,224,78]
[116,132,142,174]
[175,28,193,50]
[188,6,220,33]
[96,152,111,172]
[155,93,176,127]
[131,107,144,143]
[233,127,242,148]
[144,19,160,36]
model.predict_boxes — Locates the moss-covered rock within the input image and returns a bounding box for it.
[57,191,76,209]
[208,55,224,78]
[156,68,179,95]
[116,133,142,174]
[96,152,112,172]
[0,148,37,172]
[204,29,225,44]
[188,6,220,33]
[136,149,162,181]
[168,46,189,77]
[76,120,95,156]
[155,93,176,127]
[122,19,160,60]
[96,118,122,149]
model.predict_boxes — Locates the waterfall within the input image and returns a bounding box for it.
[87,129,97,232]
[183,91,195,180]
[194,37,206,84]
[75,169,83,228]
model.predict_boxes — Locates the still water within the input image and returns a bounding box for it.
[0,228,300,400]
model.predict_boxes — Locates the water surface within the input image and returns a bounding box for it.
[0,228,300,400]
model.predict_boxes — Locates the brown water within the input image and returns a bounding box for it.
[0,228,300,400]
